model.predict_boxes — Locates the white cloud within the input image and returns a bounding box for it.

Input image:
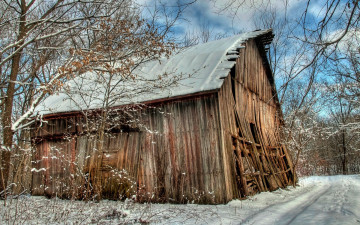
[188,0,306,33]
[327,28,360,53]
[134,0,152,6]
[135,0,308,40]
[308,1,327,19]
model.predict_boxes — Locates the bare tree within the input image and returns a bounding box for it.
[0,0,137,194]
[321,35,360,175]
[0,0,194,196]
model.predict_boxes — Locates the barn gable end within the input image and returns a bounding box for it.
[218,38,296,201]
[31,29,296,204]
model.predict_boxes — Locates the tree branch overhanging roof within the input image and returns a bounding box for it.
[36,29,274,115]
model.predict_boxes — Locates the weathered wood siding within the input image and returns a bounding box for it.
[32,138,76,196]
[218,39,296,198]
[32,94,228,203]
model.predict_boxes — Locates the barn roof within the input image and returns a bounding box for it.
[36,29,273,115]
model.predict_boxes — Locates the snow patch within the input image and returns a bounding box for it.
[2,175,359,224]
[31,168,46,172]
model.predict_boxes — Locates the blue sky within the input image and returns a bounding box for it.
[137,0,312,39]
[137,0,356,43]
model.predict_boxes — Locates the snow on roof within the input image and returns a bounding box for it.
[36,29,272,115]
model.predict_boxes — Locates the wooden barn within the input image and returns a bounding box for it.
[31,29,297,204]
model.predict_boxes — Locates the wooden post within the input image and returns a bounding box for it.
[235,140,249,197]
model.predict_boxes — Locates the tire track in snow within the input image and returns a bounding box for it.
[284,186,335,225]
[242,176,360,225]
[241,183,331,225]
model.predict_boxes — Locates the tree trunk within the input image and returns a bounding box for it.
[342,130,347,175]
[0,3,27,193]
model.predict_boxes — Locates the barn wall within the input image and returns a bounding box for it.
[235,39,282,146]
[218,39,296,198]
[32,94,228,203]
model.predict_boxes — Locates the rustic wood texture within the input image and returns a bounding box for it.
[218,39,296,198]
[32,95,227,203]
[31,38,296,204]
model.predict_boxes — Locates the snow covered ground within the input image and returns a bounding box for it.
[1,175,359,224]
